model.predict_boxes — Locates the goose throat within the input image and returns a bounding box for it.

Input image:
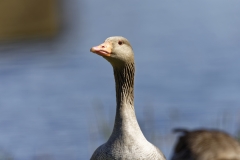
[114,62,135,109]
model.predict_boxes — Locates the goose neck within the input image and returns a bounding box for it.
[110,62,145,139]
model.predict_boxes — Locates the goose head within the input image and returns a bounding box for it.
[90,36,134,67]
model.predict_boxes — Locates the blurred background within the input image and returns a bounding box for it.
[0,0,240,159]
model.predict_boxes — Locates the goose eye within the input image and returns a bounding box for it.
[118,41,123,45]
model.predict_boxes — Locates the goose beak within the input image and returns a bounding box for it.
[90,41,112,57]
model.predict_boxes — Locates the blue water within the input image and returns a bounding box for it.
[0,1,240,159]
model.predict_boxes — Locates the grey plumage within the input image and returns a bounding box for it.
[90,36,165,160]
[171,128,240,160]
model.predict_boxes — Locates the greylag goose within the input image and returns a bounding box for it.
[171,128,240,160]
[90,36,165,160]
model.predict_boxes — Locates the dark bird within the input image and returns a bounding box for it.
[171,128,240,160]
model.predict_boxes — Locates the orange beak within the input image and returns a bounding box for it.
[90,41,112,57]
